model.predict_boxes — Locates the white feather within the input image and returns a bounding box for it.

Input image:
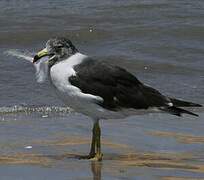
[34,57,49,83]
[5,49,48,83]
[50,53,103,102]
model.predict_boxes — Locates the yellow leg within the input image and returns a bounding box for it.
[79,121,103,161]
[89,123,96,157]
[94,121,103,161]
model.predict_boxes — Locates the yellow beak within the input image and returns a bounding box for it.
[33,48,48,63]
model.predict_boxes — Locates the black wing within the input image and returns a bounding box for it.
[69,58,170,111]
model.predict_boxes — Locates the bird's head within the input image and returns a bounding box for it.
[33,37,78,66]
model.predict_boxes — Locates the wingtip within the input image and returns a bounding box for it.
[161,106,200,117]
[169,98,202,107]
[190,112,199,117]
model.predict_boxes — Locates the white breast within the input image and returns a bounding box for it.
[50,53,106,118]
[50,53,84,94]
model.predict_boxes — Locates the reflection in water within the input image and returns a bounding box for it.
[91,161,102,180]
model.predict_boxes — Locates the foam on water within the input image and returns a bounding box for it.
[5,50,33,62]
[0,105,72,114]
[5,49,49,83]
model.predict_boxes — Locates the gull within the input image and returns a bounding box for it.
[33,37,202,161]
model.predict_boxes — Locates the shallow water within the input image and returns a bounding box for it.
[0,0,204,179]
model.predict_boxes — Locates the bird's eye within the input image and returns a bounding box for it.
[56,45,63,48]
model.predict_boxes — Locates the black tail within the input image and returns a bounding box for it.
[169,98,202,107]
[161,106,198,117]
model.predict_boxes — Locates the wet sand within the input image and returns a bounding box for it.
[149,131,204,144]
[0,109,204,179]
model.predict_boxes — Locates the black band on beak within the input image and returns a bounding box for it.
[33,55,40,63]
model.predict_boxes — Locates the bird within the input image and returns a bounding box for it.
[33,37,202,161]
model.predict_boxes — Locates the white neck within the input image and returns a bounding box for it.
[63,52,87,66]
